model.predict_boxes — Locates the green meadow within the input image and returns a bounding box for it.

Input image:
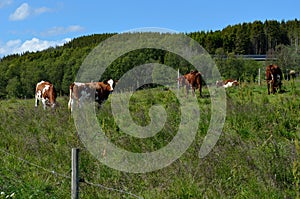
[0,80,299,199]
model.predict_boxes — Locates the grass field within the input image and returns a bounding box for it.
[0,79,299,198]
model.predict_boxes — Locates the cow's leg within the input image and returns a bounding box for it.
[192,86,195,96]
[77,99,82,109]
[199,85,202,97]
[278,82,282,93]
[35,95,39,107]
[185,84,189,97]
[68,98,73,112]
[71,99,76,112]
[267,83,270,95]
[71,99,74,112]
[42,98,47,110]
[35,90,41,107]
[272,84,276,94]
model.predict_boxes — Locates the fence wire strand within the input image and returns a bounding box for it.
[82,179,143,199]
[0,148,143,199]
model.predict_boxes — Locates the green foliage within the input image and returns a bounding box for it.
[6,77,21,98]
[214,54,263,81]
[188,19,297,55]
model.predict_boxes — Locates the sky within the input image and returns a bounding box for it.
[1,0,300,57]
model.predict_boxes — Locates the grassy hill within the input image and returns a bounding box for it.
[0,80,299,198]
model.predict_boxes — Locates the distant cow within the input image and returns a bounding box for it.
[266,64,283,94]
[68,79,114,112]
[289,70,296,80]
[35,81,57,109]
[216,79,239,88]
[178,70,202,97]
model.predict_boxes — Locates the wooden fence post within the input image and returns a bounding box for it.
[258,68,261,85]
[71,148,79,199]
[177,68,180,91]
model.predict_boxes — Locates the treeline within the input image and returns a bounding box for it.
[188,19,300,55]
[0,20,300,99]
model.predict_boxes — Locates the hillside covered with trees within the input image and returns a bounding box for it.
[0,19,300,99]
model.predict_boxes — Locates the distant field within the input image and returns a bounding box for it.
[0,80,299,198]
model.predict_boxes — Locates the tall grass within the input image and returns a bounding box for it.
[0,80,299,198]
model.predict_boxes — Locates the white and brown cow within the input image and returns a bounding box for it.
[216,79,239,88]
[35,81,57,109]
[68,79,114,112]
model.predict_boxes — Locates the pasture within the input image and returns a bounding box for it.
[0,80,299,198]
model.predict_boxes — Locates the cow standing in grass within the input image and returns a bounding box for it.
[35,81,57,110]
[178,70,202,97]
[68,79,114,112]
[216,79,239,88]
[266,64,283,94]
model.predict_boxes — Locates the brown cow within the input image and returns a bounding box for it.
[266,64,283,94]
[178,70,202,97]
[35,81,57,109]
[68,79,114,112]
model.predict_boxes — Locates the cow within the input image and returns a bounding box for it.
[266,64,283,95]
[178,70,202,97]
[216,79,239,88]
[35,81,57,110]
[68,79,114,112]
[289,70,296,80]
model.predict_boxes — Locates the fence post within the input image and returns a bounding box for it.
[177,68,180,91]
[71,148,79,199]
[258,68,261,85]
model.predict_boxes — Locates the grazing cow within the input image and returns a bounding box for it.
[68,79,114,112]
[35,81,57,110]
[216,79,239,88]
[178,70,202,97]
[266,64,283,94]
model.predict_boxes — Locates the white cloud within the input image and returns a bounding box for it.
[9,3,30,21]
[0,37,71,57]
[6,39,21,47]
[17,38,69,52]
[34,6,51,15]
[0,0,13,8]
[9,2,51,21]
[41,25,84,36]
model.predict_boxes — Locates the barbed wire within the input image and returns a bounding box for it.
[82,179,143,199]
[0,148,143,198]
[0,148,70,179]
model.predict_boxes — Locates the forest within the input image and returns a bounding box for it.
[0,19,300,99]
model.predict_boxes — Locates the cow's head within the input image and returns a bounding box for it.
[106,79,114,92]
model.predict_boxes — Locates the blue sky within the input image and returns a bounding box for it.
[1,0,300,57]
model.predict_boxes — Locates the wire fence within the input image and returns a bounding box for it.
[0,148,143,199]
